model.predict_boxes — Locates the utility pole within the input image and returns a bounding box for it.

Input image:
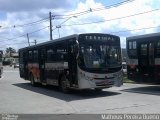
[34,40,37,45]
[27,33,30,46]
[49,12,53,40]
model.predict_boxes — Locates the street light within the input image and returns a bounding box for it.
[56,25,61,38]
[56,16,77,38]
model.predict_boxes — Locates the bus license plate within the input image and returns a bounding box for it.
[101,80,109,85]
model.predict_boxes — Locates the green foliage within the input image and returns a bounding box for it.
[6,47,16,53]
[5,47,16,57]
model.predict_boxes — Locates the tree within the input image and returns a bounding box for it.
[5,47,16,57]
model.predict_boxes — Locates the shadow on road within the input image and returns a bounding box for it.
[121,85,160,96]
[13,83,121,101]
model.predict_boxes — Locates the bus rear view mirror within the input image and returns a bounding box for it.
[75,40,79,59]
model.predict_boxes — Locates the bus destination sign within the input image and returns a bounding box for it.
[84,35,117,42]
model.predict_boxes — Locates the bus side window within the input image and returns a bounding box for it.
[33,50,38,62]
[128,41,137,58]
[47,49,54,62]
[28,51,33,62]
[141,44,147,56]
[129,41,132,49]
[156,41,160,57]
[56,43,67,61]
[19,51,23,63]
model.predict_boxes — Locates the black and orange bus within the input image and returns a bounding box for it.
[19,33,123,92]
[127,32,160,83]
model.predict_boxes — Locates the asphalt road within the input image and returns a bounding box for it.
[0,66,160,115]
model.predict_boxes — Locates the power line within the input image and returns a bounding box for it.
[1,8,159,42]
[28,26,49,35]
[3,41,28,46]
[0,26,49,42]
[110,25,160,35]
[92,0,134,11]
[1,0,158,47]
[1,17,49,30]
[0,0,134,30]
[2,25,160,46]
[61,8,160,27]
[54,0,134,18]
[0,36,10,40]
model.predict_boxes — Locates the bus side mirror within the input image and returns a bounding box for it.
[74,40,79,59]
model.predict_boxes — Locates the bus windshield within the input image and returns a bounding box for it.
[79,44,121,69]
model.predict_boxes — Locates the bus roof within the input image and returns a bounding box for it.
[19,34,78,51]
[19,33,119,51]
[126,32,160,41]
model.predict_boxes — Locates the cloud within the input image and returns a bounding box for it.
[0,0,74,12]
[0,0,160,50]
[58,0,160,48]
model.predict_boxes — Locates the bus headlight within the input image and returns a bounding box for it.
[85,76,93,81]
[136,68,139,72]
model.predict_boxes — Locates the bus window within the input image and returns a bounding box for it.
[156,40,160,57]
[128,41,137,58]
[19,51,23,63]
[47,49,54,61]
[28,51,33,61]
[141,44,147,56]
[56,43,67,61]
[149,43,154,65]
[40,49,46,60]
[33,50,38,62]
[133,41,137,49]
[129,42,132,49]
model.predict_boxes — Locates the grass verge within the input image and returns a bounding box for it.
[123,76,135,83]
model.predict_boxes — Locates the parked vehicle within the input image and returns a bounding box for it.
[127,32,160,83]
[14,63,19,68]
[122,62,127,75]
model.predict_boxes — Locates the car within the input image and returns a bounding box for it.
[14,63,19,68]
[122,62,127,75]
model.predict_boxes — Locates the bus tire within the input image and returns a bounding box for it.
[60,75,70,93]
[30,74,38,87]
[95,88,102,92]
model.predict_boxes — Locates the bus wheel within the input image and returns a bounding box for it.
[60,75,70,93]
[95,88,102,92]
[30,74,37,87]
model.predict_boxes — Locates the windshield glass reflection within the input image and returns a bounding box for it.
[80,44,121,69]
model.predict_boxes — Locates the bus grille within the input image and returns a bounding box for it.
[95,81,114,86]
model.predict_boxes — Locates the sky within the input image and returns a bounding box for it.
[0,0,160,51]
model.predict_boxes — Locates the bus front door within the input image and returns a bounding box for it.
[68,40,78,86]
[39,49,46,84]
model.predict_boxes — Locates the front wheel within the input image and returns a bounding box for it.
[60,75,70,93]
[95,88,103,92]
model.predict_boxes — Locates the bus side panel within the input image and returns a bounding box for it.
[155,58,160,83]
[19,50,29,80]
[28,63,40,82]
[45,62,63,86]
[127,58,139,82]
